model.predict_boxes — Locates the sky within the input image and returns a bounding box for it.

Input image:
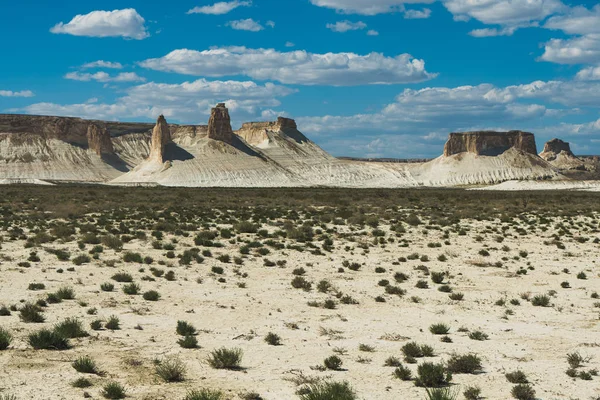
[1,0,600,158]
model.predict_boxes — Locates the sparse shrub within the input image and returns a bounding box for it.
[123,252,143,263]
[291,276,312,291]
[56,286,75,300]
[511,384,535,400]
[101,381,126,399]
[430,323,450,335]
[143,290,160,301]
[415,362,452,387]
[384,356,402,367]
[298,381,357,400]
[91,319,103,330]
[449,293,464,301]
[19,303,45,323]
[111,272,133,283]
[393,364,412,380]
[468,331,488,341]
[0,328,12,350]
[567,352,586,369]
[177,321,197,336]
[72,377,93,388]
[324,355,343,370]
[207,347,243,370]
[156,356,186,382]
[72,254,90,265]
[101,282,114,292]
[184,389,225,400]
[506,370,528,384]
[431,272,445,284]
[531,295,550,307]
[72,356,100,374]
[28,328,69,350]
[122,283,140,295]
[463,386,481,400]
[446,354,482,374]
[28,283,45,291]
[54,318,88,338]
[178,335,199,349]
[265,332,281,346]
[105,315,120,330]
[425,387,459,400]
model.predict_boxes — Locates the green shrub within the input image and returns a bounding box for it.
[324,355,343,370]
[123,252,143,263]
[122,283,140,295]
[511,384,535,400]
[72,377,93,388]
[156,357,186,382]
[298,381,357,400]
[393,364,412,380]
[100,282,114,292]
[265,332,281,346]
[178,335,199,349]
[184,389,225,400]
[143,290,160,301]
[111,272,133,283]
[0,328,12,350]
[531,295,550,307]
[468,331,489,341]
[506,370,528,384]
[207,347,243,370]
[463,386,481,400]
[72,255,90,265]
[429,323,450,335]
[28,283,46,291]
[425,387,459,400]
[177,321,197,336]
[446,354,482,374]
[105,315,120,330]
[54,318,88,338]
[91,319,103,330]
[19,303,45,323]
[28,329,70,350]
[291,276,312,291]
[101,382,126,399]
[72,356,100,374]
[415,362,451,387]
[431,272,445,284]
[56,287,75,300]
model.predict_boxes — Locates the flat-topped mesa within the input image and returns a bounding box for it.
[86,124,114,156]
[237,117,308,146]
[208,103,234,143]
[443,130,537,157]
[148,115,171,163]
[539,138,574,161]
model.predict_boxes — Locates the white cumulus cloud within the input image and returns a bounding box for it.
[187,1,252,15]
[226,18,266,31]
[326,20,367,32]
[81,61,123,69]
[50,8,149,40]
[65,71,146,83]
[310,0,432,16]
[139,47,437,86]
[0,90,35,98]
[404,8,431,19]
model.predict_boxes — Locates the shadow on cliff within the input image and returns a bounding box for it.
[281,127,309,145]
[230,136,268,161]
[164,143,195,162]
[101,154,130,173]
[479,146,510,156]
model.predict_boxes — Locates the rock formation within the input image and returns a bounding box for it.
[236,117,307,146]
[539,138,585,170]
[86,124,114,156]
[208,103,234,143]
[539,138,574,161]
[148,115,171,163]
[443,131,537,157]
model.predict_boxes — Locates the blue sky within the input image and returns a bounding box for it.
[1,0,599,158]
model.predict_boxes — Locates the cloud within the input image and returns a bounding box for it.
[187,1,252,15]
[16,78,295,123]
[65,71,146,83]
[266,20,276,28]
[326,20,367,32]
[576,66,600,81]
[310,0,432,16]
[226,18,267,31]
[443,0,564,27]
[285,41,295,47]
[81,60,123,69]
[544,5,600,35]
[294,78,600,157]
[139,47,437,86]
[540,34,600,65]
[404,8,431,19]
[469,27,516,37]
[50,8,149,40]
[367,30,379,36]
[0,90,34,98]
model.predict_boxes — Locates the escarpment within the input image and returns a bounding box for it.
[208,103,234,143]
[443,131,537,157]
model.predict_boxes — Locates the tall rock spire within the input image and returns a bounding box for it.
[148,115,171,163]
[208,103,234,143]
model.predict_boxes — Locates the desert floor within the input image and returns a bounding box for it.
[0,187,599,400]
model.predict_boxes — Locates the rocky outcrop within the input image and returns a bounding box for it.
[148,115,171,163]
[539,138,573,161]
[443,131,537,157]
[208,103,233,143]
[87,124,114,155]
[236,117,308,146]
[539,138,585,170]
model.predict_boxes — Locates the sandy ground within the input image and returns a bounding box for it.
[1,212,599,400]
